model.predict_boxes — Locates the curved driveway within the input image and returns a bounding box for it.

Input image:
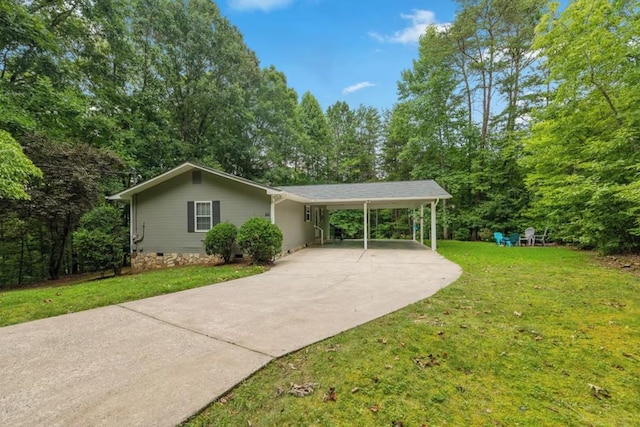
[0,241,461,426]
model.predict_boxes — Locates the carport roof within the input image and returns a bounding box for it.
[278,180,451,204]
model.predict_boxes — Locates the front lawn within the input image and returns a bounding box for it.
[184,242,640,426]
[0,264,265,327]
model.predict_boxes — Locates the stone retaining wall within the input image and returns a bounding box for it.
[131,252,220,272]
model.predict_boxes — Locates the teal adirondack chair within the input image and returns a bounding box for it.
[494,232,511,246]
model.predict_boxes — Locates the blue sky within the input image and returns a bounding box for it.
[219,0,459,112]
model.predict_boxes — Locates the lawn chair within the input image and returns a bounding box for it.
[520,227,535,246]
[494,232,511,246]
[534,227,548,246]
[509,233,520,246]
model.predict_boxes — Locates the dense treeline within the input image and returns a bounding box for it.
[1,0,638,286]
[385,0,639,249]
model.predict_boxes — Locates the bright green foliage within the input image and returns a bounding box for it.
[237,217,283,264]
[524,0,640,253]
[252,66,306,185]
[388,1,546,240]
[298,92,332,183]
[0,130,42,200]
[325,102,381,183]
[73,205,127,275]
[204,222,238,264]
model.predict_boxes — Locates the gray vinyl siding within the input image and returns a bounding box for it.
[133,171,270,254]
[275,200,324,252]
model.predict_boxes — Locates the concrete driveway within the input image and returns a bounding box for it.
[0,241,461,426]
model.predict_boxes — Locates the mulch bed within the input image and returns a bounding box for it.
[596,253,640,276]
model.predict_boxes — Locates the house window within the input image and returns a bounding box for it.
[195,201,212,231]
[304,205,311,222]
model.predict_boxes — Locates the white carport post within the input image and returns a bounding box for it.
[363,201,368,250]
[420,204,424,245]
[412,210,416,241]
[270,196,276,225]
[431,199,438,251]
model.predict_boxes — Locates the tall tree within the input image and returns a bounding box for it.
[22,135,123,279]
[299,92,331,183]
[251,66,305,184]
[523,0,640,253]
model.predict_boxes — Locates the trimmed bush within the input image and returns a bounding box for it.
[204,222,238,263]
[237,217,283,264]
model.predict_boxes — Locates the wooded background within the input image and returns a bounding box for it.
[1,0,638,286]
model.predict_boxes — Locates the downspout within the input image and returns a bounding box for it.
[129,197,134,252]
[270,194,288,225]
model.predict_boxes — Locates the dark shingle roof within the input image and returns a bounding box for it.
[278,180,451,202]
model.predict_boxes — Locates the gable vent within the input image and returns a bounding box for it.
[192,170,202,184]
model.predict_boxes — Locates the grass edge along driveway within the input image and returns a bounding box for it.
[0,264,265,327]
[184,242,640,427]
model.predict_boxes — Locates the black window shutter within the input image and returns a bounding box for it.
[187,201,194,232]
[212,201,220,226]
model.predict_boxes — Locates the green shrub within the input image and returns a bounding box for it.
[73,229,123,274]
[237,217,283,264]
[478,227,493,242]
[453,227,471,241]
[73,205,127,275]
[204,222,238,263]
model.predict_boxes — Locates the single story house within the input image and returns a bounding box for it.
[108,162,452,269]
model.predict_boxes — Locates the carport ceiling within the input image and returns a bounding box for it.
[277,180,452,209]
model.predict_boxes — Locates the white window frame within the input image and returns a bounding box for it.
[304,205,311,222]
[195,201,212,232]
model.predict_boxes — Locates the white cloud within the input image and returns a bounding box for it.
[370,9,448,44]
[342,81,376,95]
[229,0,294,12]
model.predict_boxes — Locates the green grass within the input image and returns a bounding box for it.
[184,242,640,427]
[0,264,265,327]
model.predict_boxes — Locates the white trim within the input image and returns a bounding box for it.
[270,196,276,225]
[420,204,424,245]
[194,201,212,232]
[280,195,451,204]
[431,199,439,251]
[363,202,368,250]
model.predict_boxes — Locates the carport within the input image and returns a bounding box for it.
[276,180,452,251]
